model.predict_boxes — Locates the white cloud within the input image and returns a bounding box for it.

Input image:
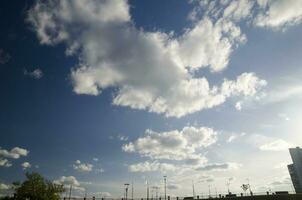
[0,159,12,168]
[21,162,31,170]
[0,147,29,159]
[24,68,44,79]
[196,162,242,171]
[54,176,85,192]
[128,161,177,173]
[28,0,266,118]
[73,160,93,172]
[259,139,292,151]
[123,126,217,161]
[235,101,242,111]
[223,0,254,21]
[93,158,99,162]
[255,0,302,29]
[0,183,10,190]
[54,176,80,187]
[227,132,246,143]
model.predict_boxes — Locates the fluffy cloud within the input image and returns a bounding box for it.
[0,147,29,159]
[0,183,10,190]
[227,132,246,143]
[0,159,12,168]
[255,0,302,28]
[24,68,44,79]
[259,139,292,151]
[128,161,177,173]
[28,0,266,117]
[21,162,31,170]
[54,176,85,192]
[196,162,242,171]
[123,126,217,161]
[73,160,93,172]
[54,176,80,187]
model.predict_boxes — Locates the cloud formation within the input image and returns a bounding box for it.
[73,160,93,172]
[28,0,266,117]
[255,0,302,29]
[24,68,44,79]
[0,183,10,190]
[0,159,12,168]
[0,147,29,159]
[259,139,292,151]
[128,161,177,173]
[54,176,85,192]
[54,176,80,187]
[21,162,31,170]
[123,126,217,161]
[196,162,242,171]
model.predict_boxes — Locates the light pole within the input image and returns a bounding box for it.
[192,180,195,199]
[125,183,130,200]
[226,179,231,194]
[163,176,167,200]
[131,181,134,200]
[146,180,149,200]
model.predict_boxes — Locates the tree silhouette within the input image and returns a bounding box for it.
[14,172,65,200]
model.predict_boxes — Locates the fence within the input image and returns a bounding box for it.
[60,192,302,200]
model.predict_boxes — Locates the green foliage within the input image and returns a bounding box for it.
[14,172,64,200]
[0,197,14,200]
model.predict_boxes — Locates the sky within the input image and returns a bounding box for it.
[1,0,302,198]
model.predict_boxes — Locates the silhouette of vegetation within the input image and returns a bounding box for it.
[10,172,65,200]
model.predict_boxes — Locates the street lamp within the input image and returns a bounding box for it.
[163,176,167,200]
[125,183,130,200]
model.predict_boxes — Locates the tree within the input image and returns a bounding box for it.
[14,172,64,200]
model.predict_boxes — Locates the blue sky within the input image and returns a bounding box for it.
[1,0,302,198]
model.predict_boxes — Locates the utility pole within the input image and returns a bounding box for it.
[208,185,211,198]
[68,184,73,200]
[163,176,167,200]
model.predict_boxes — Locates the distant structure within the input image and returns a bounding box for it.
[288,147,302,193]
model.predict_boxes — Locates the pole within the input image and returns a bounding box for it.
[68,184,72,200]
[132,181,134,200]
[164,176,167,200]
[147,180,149,200]
[192,180,195,199]
[125,183,130,200]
